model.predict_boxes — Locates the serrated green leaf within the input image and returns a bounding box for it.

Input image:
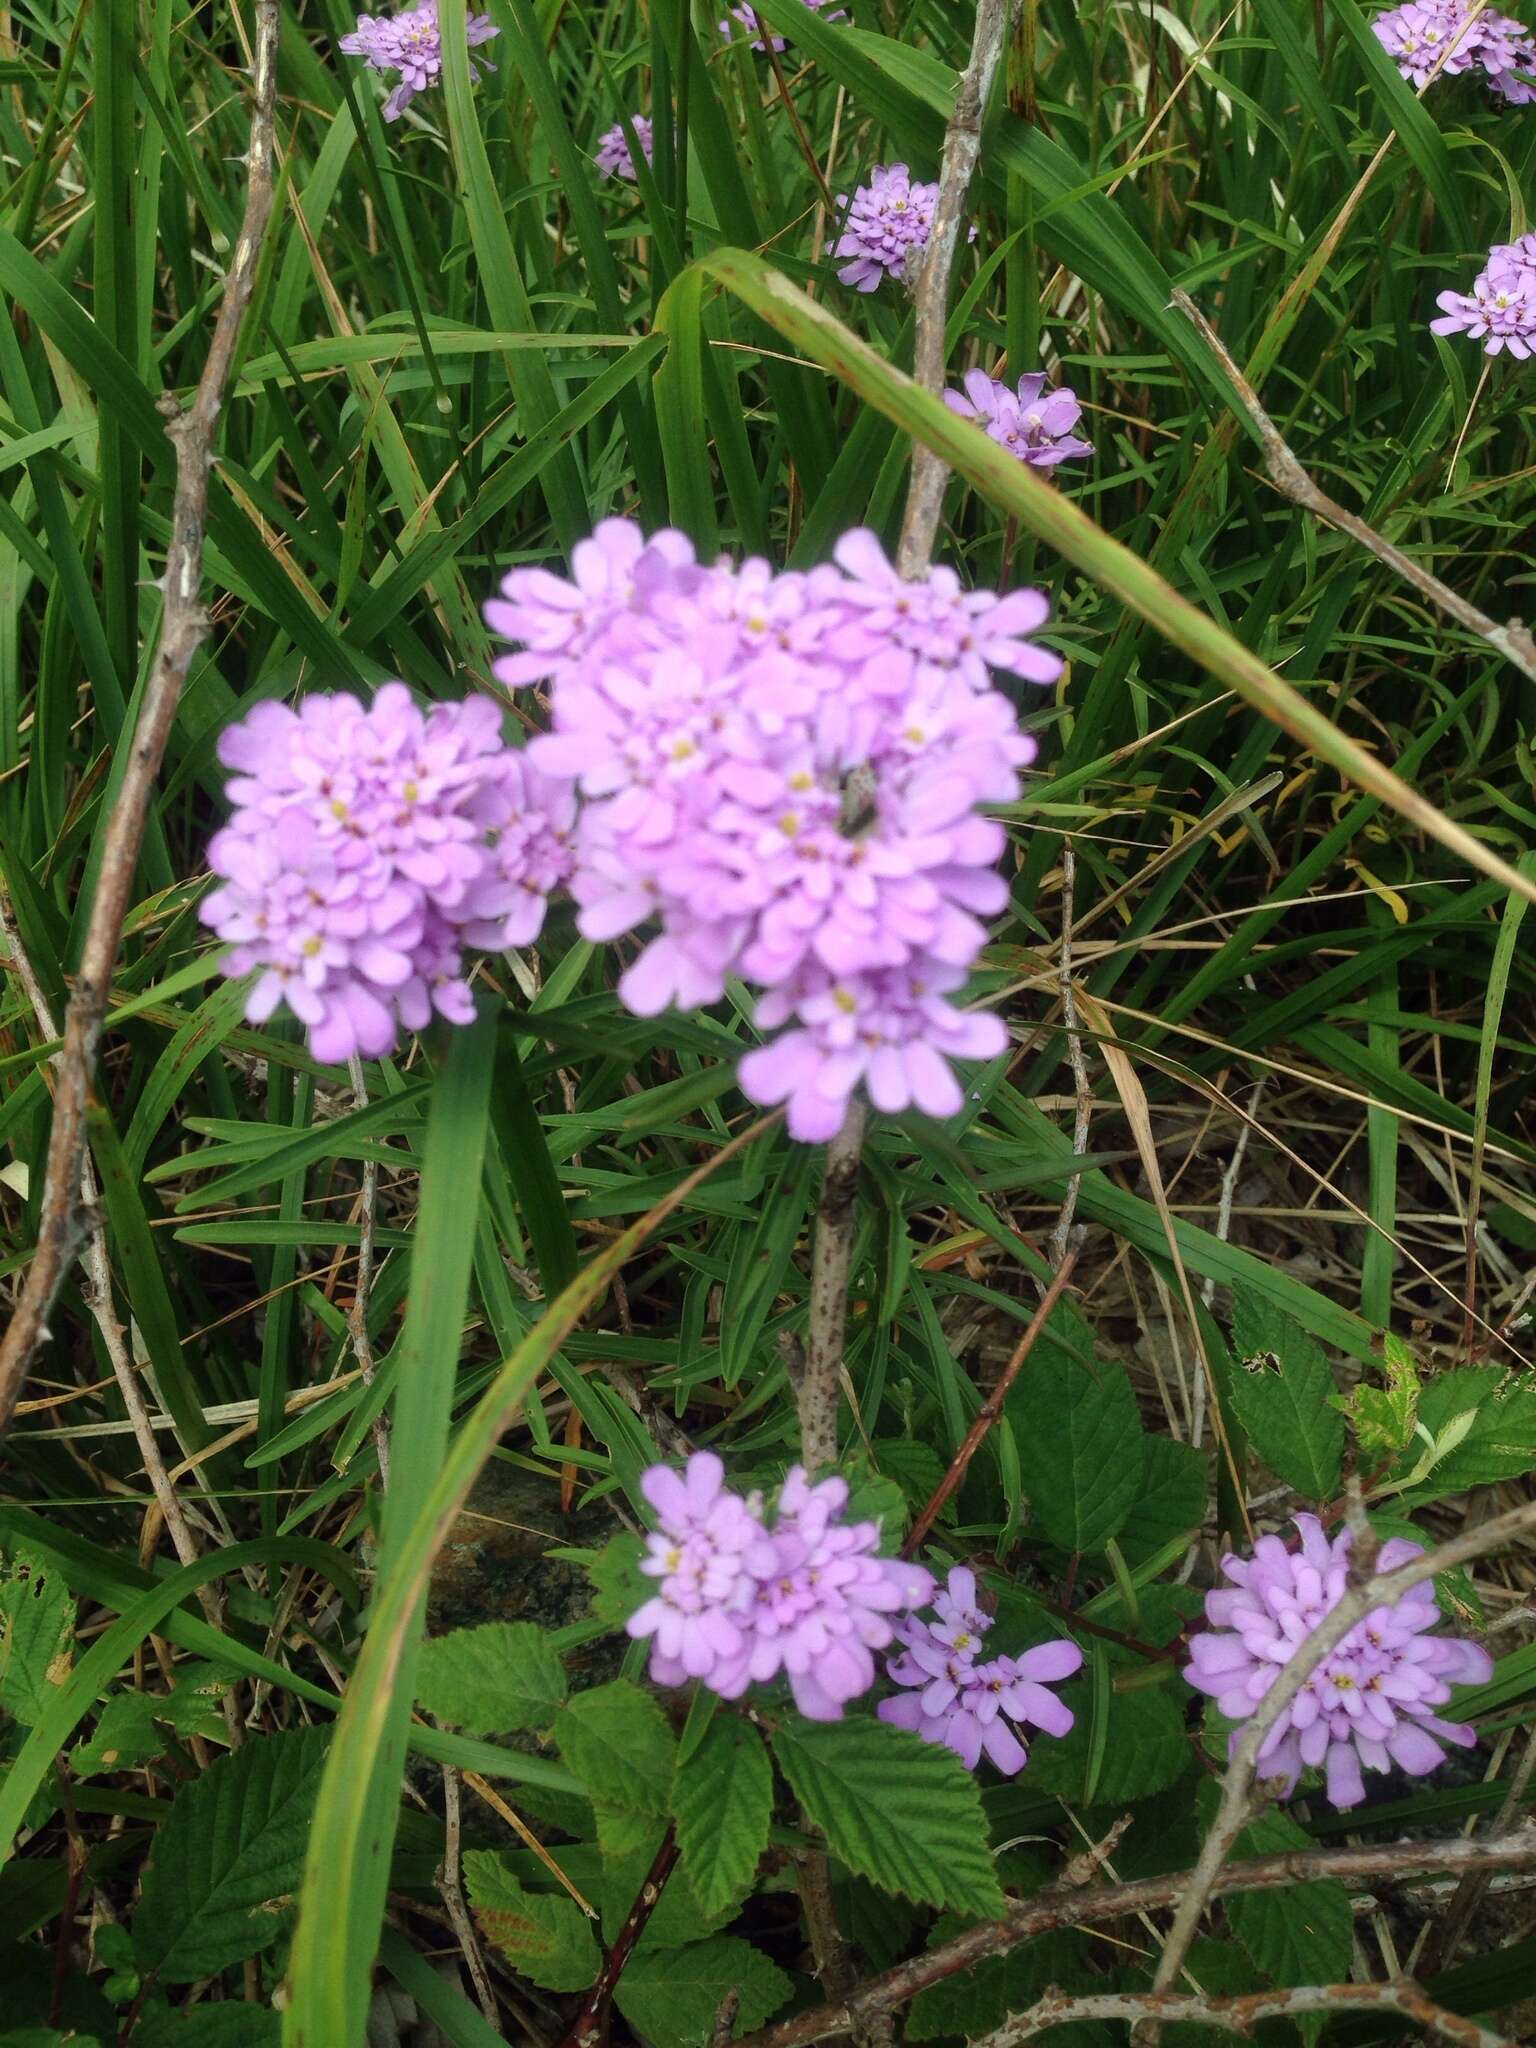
[1391,1375,1536,1501]
[415,1622,567,1736]
[133,1728,330,1982]
[464,1851,601,1992]
[771,1717,1003,1918]
[1222,1807,1351,1992]
[615,1936,792,2048]
[1114,1437,1209,1567]
[1228,1285,1343,1498]
[0,1552,72,1728]
[1008,1330,1146,1553]
[908,1926,1090,2041]
[573,1534,650,1631]
[135,2006,281,2048]
[555,1680,675,1816]
[672,1718,773,1917]
[1020,1683,1191,1805]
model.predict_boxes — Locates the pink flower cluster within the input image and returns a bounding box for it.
[833,164,941,293]
[1431,232,1536,357]
[201,688,574,1064]
[595,116,653,181]
[945,369,1093,471]
[1372,0,1535,99]
[878,1567,1082,1775]
[1184,1515,1493,1811]
[339,1,498,122]
[485,520,1060,1140]
[627,1452,933,1720]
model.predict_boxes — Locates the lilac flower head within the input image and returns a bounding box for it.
[879,1567,1082,1775]
[485,521,1059,1141]
[833,164,941,293]
[595,116,654,181]
[944,369,1093,470]
[339,1,498,122]
[1431,234,1536,358]
[626,1456,933,1718]
[1371,0,1536,95]
[1184,1515,1494,1810]
[719,0,846,53]
[626,1452,777,1682]
[202,687,574,1063]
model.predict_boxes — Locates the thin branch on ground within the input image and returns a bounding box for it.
[1047,841,1092,1271]
[555,1828,679,2048]
[437,1764,501,2028]
[727,1832,1536,2048]
[902,1247,1080,1557]
[1173,289,1536,685]
[0,0,283,1436]
[896,0,1016,576]
[0,894,227,1649]
[973,1978,1516,2048]
[1144,1496,1536,2012]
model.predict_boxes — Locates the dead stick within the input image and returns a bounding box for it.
[974,1978,1515,2048]
[0,0,282,1436]
[728,1832,1536,2048]
[896,0,1016,577]
[1173,288,1536,685]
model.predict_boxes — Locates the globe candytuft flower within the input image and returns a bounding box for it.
[832,163,941,293]
[594,115,654,181]
[626,1453,933,1719]
[944,368,1093,470]
[1371,0,1536,98]
[1183,1514,1494,1811]
[1431,234,1536,357]
[201,687,574,1064]
[339,1,498,122]
[719,0,846,53]
[485,521,1060,1141]
[878,1567,1083,1774]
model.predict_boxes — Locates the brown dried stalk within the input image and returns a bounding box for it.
[728,1831,1536,2048]
[797,1099,868,1471]
[1173,288,1536,686]
[0,0,282,1436]
[901,1247,1080,1557]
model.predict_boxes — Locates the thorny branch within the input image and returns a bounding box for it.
[897,0,1016,576]
[728,1831,1536,2048]
[973,1978,1517,2048]
[1144,1496,1536,2013]
[0,0,283,1436]
[1174,288,1536,686]
[555,1828,679,2048]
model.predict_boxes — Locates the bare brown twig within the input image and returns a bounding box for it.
[1173,289,1536,685]
[1420,1721,1536,1976]
[437,1764,500,2027]
[896,0,1016,577]
[974,1979,1516,2048]
[902,1248,1080,1557]
[728,1832,1536,2048]
[1144,1496,1536,2013]
[0,0,282,1436]
[555,1828,679,2048]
